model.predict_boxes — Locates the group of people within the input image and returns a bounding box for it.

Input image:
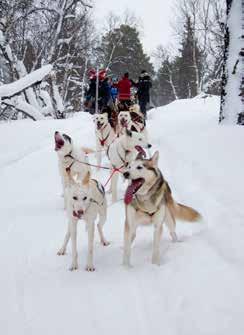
[84,69,152,119]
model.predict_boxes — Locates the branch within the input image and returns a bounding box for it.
[2,98,45,121]
[0,64,52,98]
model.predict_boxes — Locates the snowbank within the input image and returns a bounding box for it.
[0,97,244,335]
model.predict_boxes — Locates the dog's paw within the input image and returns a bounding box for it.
[85,265,95,272]
[152,257,161,266]
[122,260,133,268]
[102,240,110,247]
[69,263,78,271]
[170,232,178,242]
[57,249,66,256]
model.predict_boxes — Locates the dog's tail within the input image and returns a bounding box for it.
[172,202,201,222]
[81,147,95,155]
[166,192,201,222]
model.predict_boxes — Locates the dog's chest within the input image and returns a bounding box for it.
[132,196,161,216]
[135,210,154,225]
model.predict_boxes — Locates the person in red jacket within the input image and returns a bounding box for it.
[114,72,132,109]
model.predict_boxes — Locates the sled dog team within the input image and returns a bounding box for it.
[55,105,201,271]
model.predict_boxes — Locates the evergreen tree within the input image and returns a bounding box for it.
[152,57,178,106]
[100,24,153,80]
[176,16,203,99]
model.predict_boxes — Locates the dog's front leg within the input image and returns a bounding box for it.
[111,171,119,202]
[63,171,70,209]
[96,141,102,169]
[57,224,70,256]
[69,219,78,271]
[107,165,113,194]
[86,221,95,271]
[58,161,66,197]
[123,205,136,267]
[152,209,165,265]
[97,202,110,246]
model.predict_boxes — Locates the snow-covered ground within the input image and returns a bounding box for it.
[1,96,244,335]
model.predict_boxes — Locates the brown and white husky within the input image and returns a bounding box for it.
[123,151,201,267]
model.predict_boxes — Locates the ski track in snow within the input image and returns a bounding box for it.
[1,98,244,335]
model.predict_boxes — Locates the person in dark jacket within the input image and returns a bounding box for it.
[136,70,152,118]
[84,71,111,114]
[99,77,111,110]
[84,77,96,113]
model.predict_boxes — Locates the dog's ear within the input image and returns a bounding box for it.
[63,133,72,143]
[149,151,159,167]
[82,171,90,186]
[126,129,132,137]
[71,173,79,185]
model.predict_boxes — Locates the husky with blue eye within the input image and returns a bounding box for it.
[123,151,201,267]
[57,171,109,272]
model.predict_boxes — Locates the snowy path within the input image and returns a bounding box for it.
[1,98,244,335]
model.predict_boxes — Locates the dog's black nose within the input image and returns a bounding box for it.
[148,144,152,148]
[123,172,130,179]
[55,131,58,135]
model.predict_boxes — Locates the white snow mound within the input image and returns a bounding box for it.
[1,96,244,335]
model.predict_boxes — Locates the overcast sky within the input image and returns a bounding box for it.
[93,0,174,55]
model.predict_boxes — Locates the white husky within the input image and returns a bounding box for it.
[93,113,116,167]
[107,129,152,202]
[118,110,145,135]
[57,172,109,271]
[54,131,91,207]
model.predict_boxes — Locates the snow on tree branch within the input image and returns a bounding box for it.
[2,98,45,121]
[0,65,53,98]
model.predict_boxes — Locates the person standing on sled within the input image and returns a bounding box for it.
[135,70,152,119]
[84,69,111,114]
[84,72,96,114]
[114,72,132,110]
[99,75,112,111]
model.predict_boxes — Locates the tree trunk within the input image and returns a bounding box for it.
[219,0,242,124]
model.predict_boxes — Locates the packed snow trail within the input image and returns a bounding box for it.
[1,97,244,335]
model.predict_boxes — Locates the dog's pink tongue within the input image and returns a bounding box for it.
[54,133,64,150]
[124,180,141,205]
[135,145,146,157]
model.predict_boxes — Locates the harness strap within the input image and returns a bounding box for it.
[64,151,75,172]
[99,131,110,147]
[98,124,111,147]
[116,141,131,165]
[65,154,111,170]
[103,165,124,188]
